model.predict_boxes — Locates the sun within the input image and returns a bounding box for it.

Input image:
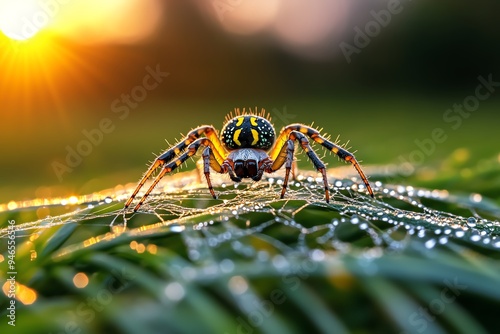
[0,0,50,41]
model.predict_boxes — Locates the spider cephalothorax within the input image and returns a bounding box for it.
[124,107,373,212]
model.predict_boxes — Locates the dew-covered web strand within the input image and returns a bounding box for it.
[118,172,500,252]
[2,169,500,252]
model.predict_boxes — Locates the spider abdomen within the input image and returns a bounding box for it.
[221,115,275,150]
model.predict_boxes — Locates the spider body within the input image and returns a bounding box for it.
[124,108,373,212]
[221,115,275,150]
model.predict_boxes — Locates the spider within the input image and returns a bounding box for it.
[124,108,373,212]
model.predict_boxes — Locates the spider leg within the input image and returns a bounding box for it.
[124,126,226,210]
[202,146,224,199]
[268,138,295,200]
[270,131,330,202]
[226,166,241,183]
[270,124,374,198]
[124,159,162,209]
[132,138,225,212]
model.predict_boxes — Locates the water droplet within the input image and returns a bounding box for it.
[104,197,112,204]
[470,193,482,203]
[208,238,218,247]
[466,217,477,227]
[257,250,269,261]
[351,215,359,224]
[425,239,436,249]
[310,249,325,262]
[170,224,185,233]
[417,190,426,197]
[219,259,235,273]
[455,230,465,238]
[228,275,249,295]
[438,236,448,244]
[470,235,481,242]
[272,254,288,269]
[188,249,200,261]
[165,282,185,302]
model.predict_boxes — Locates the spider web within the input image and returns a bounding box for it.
[2,165,500,259]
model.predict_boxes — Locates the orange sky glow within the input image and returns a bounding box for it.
[0,0,164,119]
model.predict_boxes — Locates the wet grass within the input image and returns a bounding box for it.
[1,156,500,333]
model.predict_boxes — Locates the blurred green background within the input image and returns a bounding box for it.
[1,0,499,203]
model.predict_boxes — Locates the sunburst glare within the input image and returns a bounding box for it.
[0,0,49,41]
[0,0,164,120]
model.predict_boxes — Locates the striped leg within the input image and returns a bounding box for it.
[270,131,330,202]
[202,146,224,199]
[270,124,374,198]
[269,138,295,201]
[131,138,225,212]
[124,126,226,210]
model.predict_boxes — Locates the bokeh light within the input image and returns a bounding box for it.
[2,281,38,305]
[210,0,280,35]
[273,0,351,57]
[205,0,353,58]
[73,272,89,288]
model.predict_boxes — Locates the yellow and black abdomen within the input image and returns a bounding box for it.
[221,115,275,150]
